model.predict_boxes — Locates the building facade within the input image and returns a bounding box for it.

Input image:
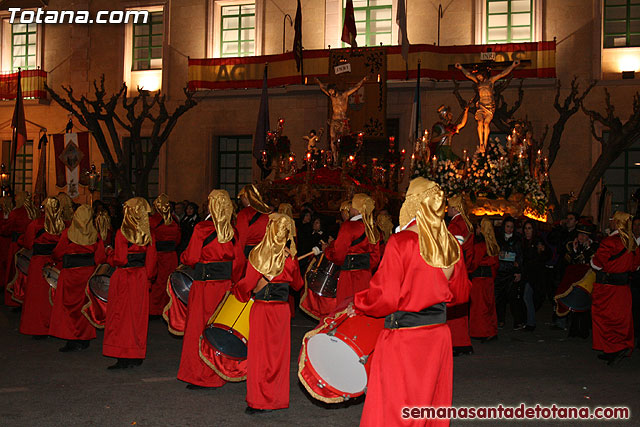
[0,0,638,218]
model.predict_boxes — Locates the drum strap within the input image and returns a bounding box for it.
[11,231,22,242]
[350,232,367,247]
[202,231,236,249]
[385,303,447,329]
[248,212,262,227]
[63,253,95,268]
[254,282,289,302]
[244,244,256,258]
[608,248,628,262]
[35,228,46,239]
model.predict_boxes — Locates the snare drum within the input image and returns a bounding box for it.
[88,264,115,302]
[43,264,60,289]
[203,293,254,360]
[298,309,384,403]
[306,254,340,298]
[169,264,196,305]
[16,248,32,276]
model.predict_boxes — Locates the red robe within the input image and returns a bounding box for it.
[19,218,62,335]
[1,206,31,307]
[235,206,269,259]
[149,213,181,316]
[177,221,244,387]
[49,230,107,341]
[446,214,474,348]
[102,230,157,359]
[590,233,640,354]
[324,218,380,305]
[354,228,471,427]
[233,257,304,410]
[468,240,499,339]
[0,211,10,296]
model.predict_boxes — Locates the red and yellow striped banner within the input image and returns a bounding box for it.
[0,69,47,100]
[188,41,555,91]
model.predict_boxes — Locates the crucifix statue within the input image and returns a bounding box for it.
[315,76,367,163]
[455,59,520,152]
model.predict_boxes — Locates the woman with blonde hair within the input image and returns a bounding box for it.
[103,197,157,369]
[50,205,106,351]
[19,197,65,337]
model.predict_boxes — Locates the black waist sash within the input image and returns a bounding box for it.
[254,282,289,302]
[156,240,176,252]
[595,271,629,286]
[123,253,146,268]
[342,253,370,271]
[244,245,256,258]
[193,261,233,281]
[384,302,447,329]
[33,243,56,256]
[470,265,493,279]
[62,253,95,268]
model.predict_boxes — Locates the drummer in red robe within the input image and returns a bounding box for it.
[590,211,640,365]
[236,184,271,260]
[176,189,244,389]
[469,217,500,341]
[19,197,66,338]
[446,194,475,356]
[1,191,35,307]
[95,208,114,247]
[352,177,471,427]
[50,205,106,351]
[233,213,303,414]
[149,194,181,316]
[103,197,157,369]
[322,193,381,305]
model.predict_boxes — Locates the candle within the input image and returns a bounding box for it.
[411,153,416,169]
[377,74,381,82]
[432,155,437,169]
[304,77,308,85]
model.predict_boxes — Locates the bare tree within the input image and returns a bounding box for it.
[45,76,197,198]
[542,77,597,219]
[576,89,640,215]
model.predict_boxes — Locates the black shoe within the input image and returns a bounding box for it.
[481,335,498,343]
[128,358,143,367]
[186,384,215,390]
[59,340,90,352]
[245,406,272,415]
[32,335,48,340]
[107,359,131,370]
[607,349,631,366]
[453,346,474,356]
[513,324,526,331]
[597,353,612,362]
[524,325,536,332]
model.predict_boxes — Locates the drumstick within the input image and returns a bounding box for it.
[297,250,318,261]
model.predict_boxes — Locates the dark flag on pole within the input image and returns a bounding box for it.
[342,0,358,47]
[34,132,48,199]
[11,69,27,187]
[254,65,270,178]
[293,0,303,72]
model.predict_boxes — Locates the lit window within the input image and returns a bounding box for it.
[11,22,37,71]
[603,133,640,213]
[604,0,640,48]
[132,11,163,70]
[486,0,532,44]
[221,4,255,58]
[344,0,392,47]
[126,137,160,198]
[2,140,33,192]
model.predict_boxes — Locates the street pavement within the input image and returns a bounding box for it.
[0,303,638,426]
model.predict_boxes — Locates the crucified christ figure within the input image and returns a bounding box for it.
[315,76,367,163]
[455,59,520,152]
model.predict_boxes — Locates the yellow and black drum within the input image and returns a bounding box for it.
[203,293,254,360]
[555,266,595,316]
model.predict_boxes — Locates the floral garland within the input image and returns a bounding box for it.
[413,138,549,216]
